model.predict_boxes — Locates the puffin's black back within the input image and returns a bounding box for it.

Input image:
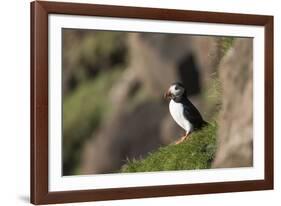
[177,95,208,131]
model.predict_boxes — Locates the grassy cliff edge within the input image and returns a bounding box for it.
[121,123,217,173]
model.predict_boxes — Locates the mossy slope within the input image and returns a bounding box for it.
[121,123,217,173]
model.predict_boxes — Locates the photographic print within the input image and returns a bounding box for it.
[31,1,273,204]
[62,29,253,176]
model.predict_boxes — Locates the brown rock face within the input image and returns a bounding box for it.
[213,39,253,168]
[81,101,167,174]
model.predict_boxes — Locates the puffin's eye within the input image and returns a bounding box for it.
[175,86,178,90]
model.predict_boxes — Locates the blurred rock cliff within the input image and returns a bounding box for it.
[213,39,253,168]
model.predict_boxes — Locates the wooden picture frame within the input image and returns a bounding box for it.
[31,0,274,204]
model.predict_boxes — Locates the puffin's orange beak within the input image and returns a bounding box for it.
[164,90,172,100]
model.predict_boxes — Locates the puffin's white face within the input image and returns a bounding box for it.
[165,84,185,100]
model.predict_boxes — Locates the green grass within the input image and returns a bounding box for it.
[63,69,122,175]
[121,123,217,173]
[201,74,222,119]
[220,37,234,56]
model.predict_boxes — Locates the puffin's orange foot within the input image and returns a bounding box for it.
[174,133,190,145]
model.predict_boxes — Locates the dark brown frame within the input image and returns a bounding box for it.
[31,0,274,204]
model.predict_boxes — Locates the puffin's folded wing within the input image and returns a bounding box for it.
[182,98,205,130]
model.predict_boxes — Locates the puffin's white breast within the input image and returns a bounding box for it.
[169,100,192,133]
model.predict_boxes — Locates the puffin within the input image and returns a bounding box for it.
[164,82,208,144]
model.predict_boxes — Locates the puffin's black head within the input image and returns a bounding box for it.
[164,82,185,100]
